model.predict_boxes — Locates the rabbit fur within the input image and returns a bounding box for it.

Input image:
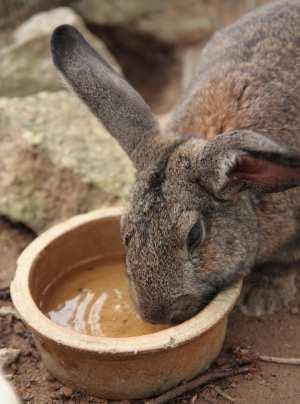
[51,0,300,324]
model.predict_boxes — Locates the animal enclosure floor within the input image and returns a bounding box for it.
[0,278,299,404]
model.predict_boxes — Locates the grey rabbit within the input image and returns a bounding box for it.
[51,0,300,324]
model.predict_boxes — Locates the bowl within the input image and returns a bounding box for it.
[11,207,242,400]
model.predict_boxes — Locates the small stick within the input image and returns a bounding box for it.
[258,355,300,366]
[144,365,251,404]
[233,347,300,366]
[213,386,236,402]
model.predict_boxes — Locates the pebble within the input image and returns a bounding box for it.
[61,386,73,397]
[0,348,20,369]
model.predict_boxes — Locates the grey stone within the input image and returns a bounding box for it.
[74,0,271,45]
[0,92,135,233]
[0,7,119,97]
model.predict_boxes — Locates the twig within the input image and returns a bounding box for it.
[233,346,300,366]
[144,365,251,404]
[213,386,236,402]
[258,355,300,366]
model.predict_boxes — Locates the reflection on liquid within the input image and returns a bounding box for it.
[41,259,168,337]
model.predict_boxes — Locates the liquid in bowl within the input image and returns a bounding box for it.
[41,258,168,338]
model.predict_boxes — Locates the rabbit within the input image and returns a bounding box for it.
[51,0,300,324]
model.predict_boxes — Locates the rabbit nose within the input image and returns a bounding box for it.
[169,295,200,324]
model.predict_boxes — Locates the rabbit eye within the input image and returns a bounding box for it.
[186,221,205,252]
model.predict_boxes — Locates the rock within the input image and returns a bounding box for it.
[0,348,20,370]
[0,1,272,46]
[0,7,119,97]
[74,0,160,26]
[61,386,73,397]
[0,219,34,289]
[0,0,70,29]
[0,91,135,233]
[74,0,271,45]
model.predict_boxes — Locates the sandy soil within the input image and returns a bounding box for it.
[0,275,299,404]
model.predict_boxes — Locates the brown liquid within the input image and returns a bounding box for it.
[41,259,168,338]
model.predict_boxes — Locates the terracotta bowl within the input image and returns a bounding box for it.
[11,207,242,400]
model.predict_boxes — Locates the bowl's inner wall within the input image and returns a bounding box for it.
[29,216,124,308]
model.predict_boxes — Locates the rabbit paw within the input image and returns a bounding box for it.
[239,271,297,317]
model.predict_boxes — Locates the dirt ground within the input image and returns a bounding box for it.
[0,274,299,404]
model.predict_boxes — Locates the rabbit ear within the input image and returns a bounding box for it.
[198,130,300,196]
[51,25,159,169]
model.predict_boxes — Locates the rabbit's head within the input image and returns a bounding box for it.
[51,25,300,324]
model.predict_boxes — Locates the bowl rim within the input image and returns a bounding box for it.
[11,207,242,357]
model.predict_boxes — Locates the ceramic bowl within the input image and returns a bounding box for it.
[11,207,241,400]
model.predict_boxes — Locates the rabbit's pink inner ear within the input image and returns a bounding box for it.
[228,154,300,192]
